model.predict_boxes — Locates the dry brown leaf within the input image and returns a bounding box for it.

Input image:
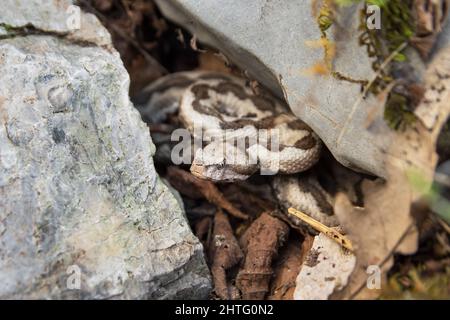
[333,46,450,300]
[198,52,232,74]
[411,0,450,59]
[268,234,313,300]
[332,166,418,300]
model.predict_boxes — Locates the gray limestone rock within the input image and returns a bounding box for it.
[0,1,211,299]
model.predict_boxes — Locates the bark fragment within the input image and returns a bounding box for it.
[209,210,244,300]
[236,213,289,300]
[268,234,314,300]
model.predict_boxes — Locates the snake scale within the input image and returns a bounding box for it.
[136,71,339,227]
[137,71,321,180]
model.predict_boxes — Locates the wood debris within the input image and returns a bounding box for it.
[236,213,289,299]
[209,210,243,300]
[268,234,314,300]
[166,166,249,220]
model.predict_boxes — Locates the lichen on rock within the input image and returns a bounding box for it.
[0,1,211,299]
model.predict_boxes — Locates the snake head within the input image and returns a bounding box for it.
[190,140,258,182]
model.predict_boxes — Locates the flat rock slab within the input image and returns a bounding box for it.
[0,1,211,299]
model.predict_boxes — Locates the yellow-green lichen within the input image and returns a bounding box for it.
[318,0,335,33]
[315,0,369,86]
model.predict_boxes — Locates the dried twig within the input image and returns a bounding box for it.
[221,184,275,217]
[288,207,353,251]
[166,167,249,220]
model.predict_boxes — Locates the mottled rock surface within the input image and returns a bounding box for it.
[294,233,356,300]
[0,1,211,299]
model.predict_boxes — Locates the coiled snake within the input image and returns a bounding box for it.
[137,71,322,182]
[136,71,339,227]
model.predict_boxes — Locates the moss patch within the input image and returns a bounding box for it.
[334,0,419,130]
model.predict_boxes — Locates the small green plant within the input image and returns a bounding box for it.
[340,0,417,129]
[358,0,414,88]
[315,1,419,130]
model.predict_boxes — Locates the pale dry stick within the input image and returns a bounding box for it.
[336,42,408,146]
[288,207,354,251]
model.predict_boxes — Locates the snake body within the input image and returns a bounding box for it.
[135,71,342,228]
[137,71,321,182]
